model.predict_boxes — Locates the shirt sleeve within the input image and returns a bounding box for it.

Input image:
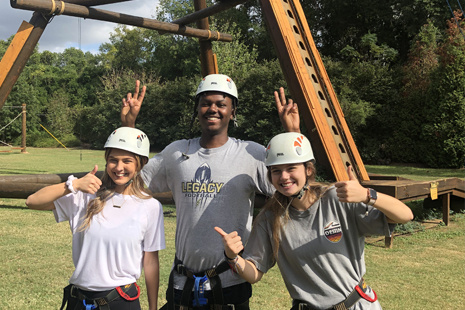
[53,191,91,231]
[352,201,396,238]
[142,152,170,193]
[249,142,274,197]
[256,160,275,197]
[142,199,166,252]
[242,212,276,273]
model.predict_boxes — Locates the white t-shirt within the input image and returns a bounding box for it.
[54,191,165,291]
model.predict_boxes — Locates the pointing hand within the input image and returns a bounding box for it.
[215,226,244,259]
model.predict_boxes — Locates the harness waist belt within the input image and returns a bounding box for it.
[60,283,139,310]
[292,278,374,310]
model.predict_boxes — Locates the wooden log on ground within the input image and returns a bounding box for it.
[0,172,174,204]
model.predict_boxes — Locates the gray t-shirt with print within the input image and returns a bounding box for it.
[142,137,274,289]
[243,187,392,309]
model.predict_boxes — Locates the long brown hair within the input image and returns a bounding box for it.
[79,148,151,231]
[256,161,330,260]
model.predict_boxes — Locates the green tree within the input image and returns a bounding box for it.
[390,21,441,163]
[324,33,401,163]
[421,11,465,168]
[99,26,152,72]
[302,0,452,61]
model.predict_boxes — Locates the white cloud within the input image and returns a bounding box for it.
[0,0,159,54]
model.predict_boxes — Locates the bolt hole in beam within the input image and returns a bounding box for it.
[311,73,318,82]
[325,108,332,118]
[306,57,312,67]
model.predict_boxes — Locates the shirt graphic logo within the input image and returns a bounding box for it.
[324,221,342,243]
[182,163,224,208]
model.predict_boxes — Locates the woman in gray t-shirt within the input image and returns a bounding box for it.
[215,132,413,310]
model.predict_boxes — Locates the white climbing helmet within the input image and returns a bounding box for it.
[195,74,238,102]
[104,127,150,159]
[265,132,315,166]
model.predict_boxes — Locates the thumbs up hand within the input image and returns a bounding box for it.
[334,166,367,203]
[75,165,102,194]
[214,227,244,260]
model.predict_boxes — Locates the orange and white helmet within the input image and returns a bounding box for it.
[265,132,314,167]
[104,127,150,160]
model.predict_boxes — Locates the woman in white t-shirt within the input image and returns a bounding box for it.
[215,132,413,310]
[26,127,165,310]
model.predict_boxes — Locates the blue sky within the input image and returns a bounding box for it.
[0,0,159,54]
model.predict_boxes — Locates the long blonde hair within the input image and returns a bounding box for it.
[257,161,330,260]
[79,148,150,231]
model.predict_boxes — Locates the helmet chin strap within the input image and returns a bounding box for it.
[291,183,309,199]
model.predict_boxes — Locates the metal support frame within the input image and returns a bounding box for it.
[259,0,369,181]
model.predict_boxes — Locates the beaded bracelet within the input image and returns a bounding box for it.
[224,251,244,273]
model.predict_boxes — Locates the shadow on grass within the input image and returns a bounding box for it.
[1,168,50,175]
[0,204,28,210]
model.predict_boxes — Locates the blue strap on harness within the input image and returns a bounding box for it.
[83,299,97,310]
[192,275,208,307]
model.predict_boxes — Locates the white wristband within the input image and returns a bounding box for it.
[66,175,78,194]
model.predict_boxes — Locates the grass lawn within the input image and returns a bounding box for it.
[1,147,464,309]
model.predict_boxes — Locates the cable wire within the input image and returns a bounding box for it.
[0,112,23,132]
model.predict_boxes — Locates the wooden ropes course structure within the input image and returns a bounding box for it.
[0,0,464,247]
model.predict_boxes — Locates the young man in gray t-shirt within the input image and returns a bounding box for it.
[121,74,299,309]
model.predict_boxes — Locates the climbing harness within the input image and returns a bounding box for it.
[291,278,377,310]
[60,283,140,310]
[164,255,237,310]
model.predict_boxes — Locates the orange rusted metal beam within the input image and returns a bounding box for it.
[259,0,369,181]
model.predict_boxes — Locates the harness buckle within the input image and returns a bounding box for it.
[227,304,235,310]
[298,303,310,310]
[192,275,208,307]
[82,299,97,310]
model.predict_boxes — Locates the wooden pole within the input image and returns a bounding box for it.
[10,0,233,42]
[0,1,146,109]
[21,103,26,153]
[194,0,216,77]
[172,0,247,26]
[0,19,38,109]
[0,172,174,203]
[77,0,131,6]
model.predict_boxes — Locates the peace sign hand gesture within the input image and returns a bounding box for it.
[275,87,300,133]
[121,80,146,128]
